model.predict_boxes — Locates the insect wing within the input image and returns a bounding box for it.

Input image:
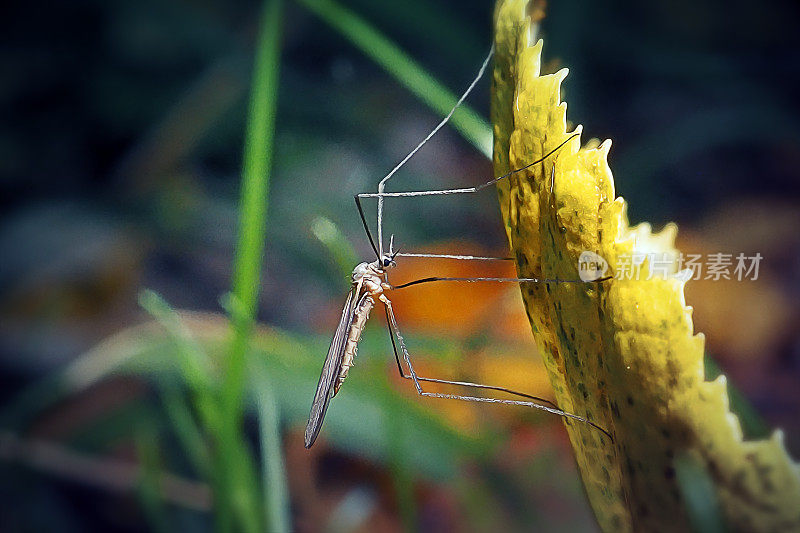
[305,289,357,448]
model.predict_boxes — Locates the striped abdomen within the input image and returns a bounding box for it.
[334,295,375,394]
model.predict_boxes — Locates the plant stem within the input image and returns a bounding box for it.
[224,0,283,438]
[221,0,284,530]
[256,379,290,533]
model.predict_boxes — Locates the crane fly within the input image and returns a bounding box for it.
[304,46,613,449]
[304,247,398,448]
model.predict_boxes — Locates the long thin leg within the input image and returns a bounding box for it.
[391,275,612,290]
[382,305,558,408]
[365,133,578,258]
[383,301,613,442]
[385,162,614,280]
[361,134,578,202]
[372,157,597,266]
[395,252,513,261]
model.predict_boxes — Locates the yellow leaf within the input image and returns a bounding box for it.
[491,1,800,531]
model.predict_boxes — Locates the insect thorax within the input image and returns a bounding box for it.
[351,261,375,282]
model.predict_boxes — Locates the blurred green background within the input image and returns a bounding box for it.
[1,0,799,531]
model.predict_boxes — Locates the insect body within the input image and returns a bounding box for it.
[304,254,396,448]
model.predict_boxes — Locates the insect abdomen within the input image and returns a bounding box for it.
[335,295,374,394]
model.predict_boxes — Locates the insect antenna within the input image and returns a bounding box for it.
[375,46,495,257]
[354,194,380,260]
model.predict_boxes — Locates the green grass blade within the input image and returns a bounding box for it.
[224,0,284,424]
[136,425,171,533]
[139,290,212,394]
[138,290,221,434]
[674,451,728,533]
[255,378,291,533]
[159,383,212,478]
[297,0,492,158]
[704,355,770,439]
[310,215,358,282]
[219,1,285,530]
[384,400,417,530]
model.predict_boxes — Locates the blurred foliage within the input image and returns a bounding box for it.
[0,0,798,530]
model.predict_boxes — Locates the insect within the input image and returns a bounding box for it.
[304,47,612,448]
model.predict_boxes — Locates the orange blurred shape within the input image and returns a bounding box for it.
[467,347,555,426]
[387,241,517,338]
[486,289,539,343]
[473,348,552,401]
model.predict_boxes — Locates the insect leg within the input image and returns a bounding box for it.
[390,275,612,290]
[382,301,613,441]
[359,133,579,258]
[359,133,579,202]
[394,252,513,261]
[382,304,557,408]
